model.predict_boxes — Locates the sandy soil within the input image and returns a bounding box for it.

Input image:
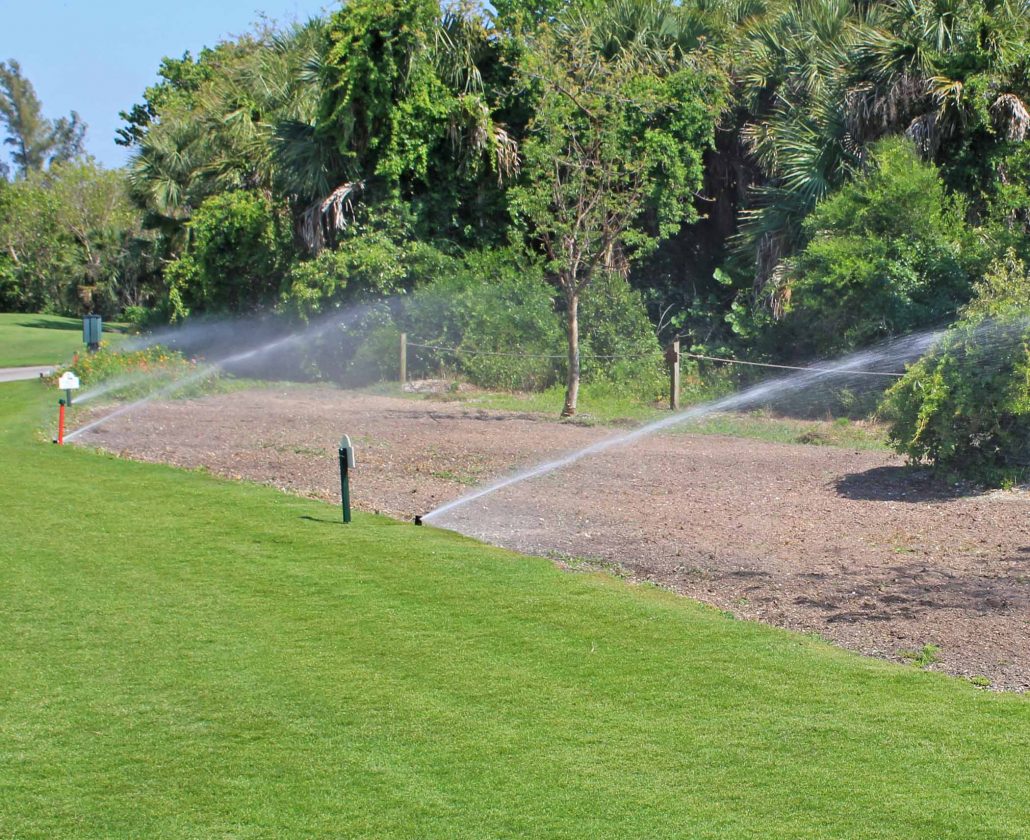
[74,387,1030,691]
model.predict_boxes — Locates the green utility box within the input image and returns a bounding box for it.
[83,315,102,352]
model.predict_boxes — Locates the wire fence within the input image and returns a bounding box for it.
[679,352,906,378]
[399,333,910,415]
[405,341,653,361]
[405,340,907,377]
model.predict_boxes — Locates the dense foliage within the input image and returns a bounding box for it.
[0,162,156,316]
[881,251,1030,483]
[400,250,563,390]
[2,0,1029,441]
[167,191,294,318]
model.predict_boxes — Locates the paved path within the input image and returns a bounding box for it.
[0,366,54,383]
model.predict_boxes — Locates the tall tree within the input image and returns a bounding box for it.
[0,162,151,314]
[724,0,1030,310]
[511,3,723,416]
[304,0,517,251]
[0,60,86,177]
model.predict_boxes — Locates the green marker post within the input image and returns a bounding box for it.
[339,435,355,523]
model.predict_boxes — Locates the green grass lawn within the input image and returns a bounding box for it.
[373,381,889,450]
[1,381,1027,838]
[683,410,887,450]
[0,313,127,367]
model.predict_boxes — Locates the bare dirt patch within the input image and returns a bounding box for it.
[75,386,1030,691]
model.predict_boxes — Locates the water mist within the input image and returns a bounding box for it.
[66,305,377,443]
[422,329,943,524]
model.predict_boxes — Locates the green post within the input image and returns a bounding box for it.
[339,435,355,523]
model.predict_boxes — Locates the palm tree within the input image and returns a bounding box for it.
[724,0,1029,305]
[281,0,519,253]
[725,0,865,300]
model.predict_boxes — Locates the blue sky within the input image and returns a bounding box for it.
[2,1,333,170]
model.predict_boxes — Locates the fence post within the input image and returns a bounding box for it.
[667,339,680,411]
[399,332,407,388]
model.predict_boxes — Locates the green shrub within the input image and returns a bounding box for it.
[301,303,398,385]
[280,243,664,397]
[985,143,1030,265]
[120,305,169,333]
[348,321,404,383]
[274,221,459,385]
[579,272,665,402]
[167,191,294,319]
[401,249,564,390]
[880,250,1030,484]
[281,234,456,319]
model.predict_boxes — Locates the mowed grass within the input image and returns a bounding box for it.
[0,313,126,367]
[379,381,889,449]
[683,411,887,450]
[1,382,1028,838]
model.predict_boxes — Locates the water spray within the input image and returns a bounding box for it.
[74,369,166,406]
[66,308,371,443]
[420,329,943,525]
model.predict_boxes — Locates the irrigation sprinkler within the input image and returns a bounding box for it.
[339,435,356,524]
[414,515,423,526]
[53,372,80,445]
[55,399,66,445]
[83,315,102,352]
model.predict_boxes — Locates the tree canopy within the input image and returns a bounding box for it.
[2,0,1029,434]
[511,7,723,412]
[0,60,86,177]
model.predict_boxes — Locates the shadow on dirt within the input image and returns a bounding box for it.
[374,406,553,424]
[794,562,1029,624]
[833,465,983,503]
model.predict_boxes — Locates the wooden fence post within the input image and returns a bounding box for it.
[400,333,407,388]
[667,339,680,411]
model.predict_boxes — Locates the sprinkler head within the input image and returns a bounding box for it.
[414,515,423,526]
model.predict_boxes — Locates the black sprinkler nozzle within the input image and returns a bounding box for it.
[414,515,423,526]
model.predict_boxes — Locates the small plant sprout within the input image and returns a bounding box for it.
[899,644,941,669]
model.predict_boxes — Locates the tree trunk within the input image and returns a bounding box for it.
[561,289,580,417]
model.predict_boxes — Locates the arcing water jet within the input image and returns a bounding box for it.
[421,330,942,524]
[66,308,371,443]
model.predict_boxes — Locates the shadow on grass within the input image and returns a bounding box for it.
[17,318,80,331]
[299,515,345,525]
[15,318,129,334]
